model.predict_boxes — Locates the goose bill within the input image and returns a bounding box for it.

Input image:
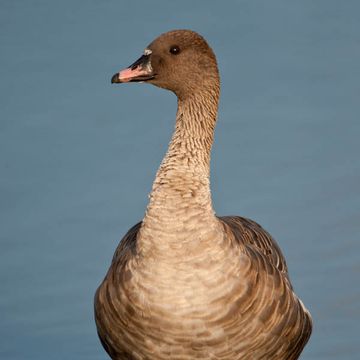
[111,54,154,83]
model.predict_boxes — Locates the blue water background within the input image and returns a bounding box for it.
[1,1,359,359]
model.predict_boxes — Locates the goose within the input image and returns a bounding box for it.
[94,29,312,360]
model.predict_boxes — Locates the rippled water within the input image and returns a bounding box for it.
[1,1,359,359]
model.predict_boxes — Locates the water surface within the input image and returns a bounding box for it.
[1,1,359,359]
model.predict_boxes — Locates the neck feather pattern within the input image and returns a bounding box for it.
[138,87,220,256]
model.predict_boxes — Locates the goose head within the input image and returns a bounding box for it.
[111,30,219,99]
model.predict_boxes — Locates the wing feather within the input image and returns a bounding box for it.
[219,216,289,276]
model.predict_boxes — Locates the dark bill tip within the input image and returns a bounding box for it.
[111,73,120,84]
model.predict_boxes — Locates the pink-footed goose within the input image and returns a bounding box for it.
[95,30,312,360]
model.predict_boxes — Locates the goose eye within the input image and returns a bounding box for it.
[169,45,181,55]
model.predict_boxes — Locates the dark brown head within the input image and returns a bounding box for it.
[111,30,219,100]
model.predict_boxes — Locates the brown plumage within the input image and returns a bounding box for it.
[95,30,312,359]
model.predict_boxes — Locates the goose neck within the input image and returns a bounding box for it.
[152,89,219,190]
[138,90,220,254]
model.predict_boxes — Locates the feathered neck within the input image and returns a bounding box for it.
[138,86,220,256]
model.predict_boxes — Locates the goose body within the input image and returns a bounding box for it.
[95,30,312,360]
